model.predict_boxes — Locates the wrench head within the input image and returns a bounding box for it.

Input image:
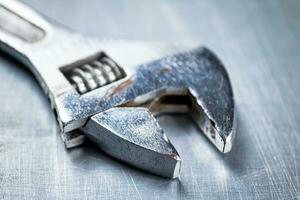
[49,42,236,178]
[73,46,235,178]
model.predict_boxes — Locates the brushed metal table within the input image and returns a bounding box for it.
[0,0,299,199]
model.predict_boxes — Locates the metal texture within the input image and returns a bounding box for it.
[0,0,299,199]
[84,107,181,178]
[0,0,235,178]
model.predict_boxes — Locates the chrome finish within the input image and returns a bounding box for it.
[0,0,236,178]
[84,107,181,178]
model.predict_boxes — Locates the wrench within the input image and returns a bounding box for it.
[0,0,236,178]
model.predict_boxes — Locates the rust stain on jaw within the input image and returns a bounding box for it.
[147,110,153,119]
[155,66,172,74]
[106,76,133,97]
[167,152,180,159]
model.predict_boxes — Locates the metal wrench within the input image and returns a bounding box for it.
[0,0,236,178]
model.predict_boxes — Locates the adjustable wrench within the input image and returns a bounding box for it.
[0,0,236,178]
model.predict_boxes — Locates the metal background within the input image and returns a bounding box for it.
[0,0,299,199]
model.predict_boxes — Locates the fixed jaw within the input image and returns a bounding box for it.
[0,0,236,178]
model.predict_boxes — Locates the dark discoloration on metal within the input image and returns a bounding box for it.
[155,65,172,74]
[106,76,134,98]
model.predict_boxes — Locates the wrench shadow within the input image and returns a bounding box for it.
[66,138,186,192]
[156,109,248,176]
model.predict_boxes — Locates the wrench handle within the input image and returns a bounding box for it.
[0,0,51,65]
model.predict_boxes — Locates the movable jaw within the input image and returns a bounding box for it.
[84,107,182,178]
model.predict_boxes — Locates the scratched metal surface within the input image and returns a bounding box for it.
[0,0,299,199]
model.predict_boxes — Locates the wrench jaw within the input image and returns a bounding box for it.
[188,89,236,154]
[110,46,235,154]
[126,88,236,154]
[82,107,182,178]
